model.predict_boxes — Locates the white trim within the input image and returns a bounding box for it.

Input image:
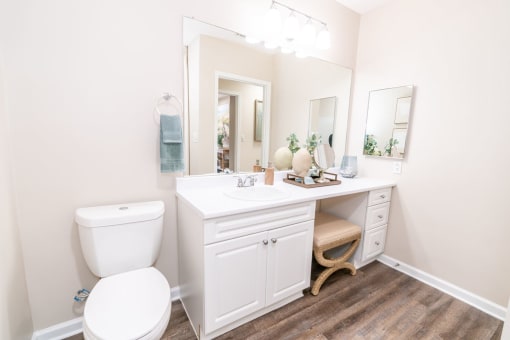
[31,317,83,340]
[377,255,506,321]
[31,286,182,340]
[170,285,181,302]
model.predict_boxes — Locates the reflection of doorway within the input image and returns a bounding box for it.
[216,93,237,172]
[217,76,266,172]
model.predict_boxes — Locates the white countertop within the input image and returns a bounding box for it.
[176,172,396,219]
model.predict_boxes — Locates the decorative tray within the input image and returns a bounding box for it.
[283,172,341,188]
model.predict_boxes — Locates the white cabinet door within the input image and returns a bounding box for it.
[266,221,313,306]
[204,231,268,332]
[362,225,387,261]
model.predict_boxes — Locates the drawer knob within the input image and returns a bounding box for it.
[271,238,278,244]
[263,240,268,245]
[375,241,380,246]
[378,215,383,219]
[380,194,386,199]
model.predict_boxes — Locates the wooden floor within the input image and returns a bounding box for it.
[69,261,503,340]
[163,261,502,340]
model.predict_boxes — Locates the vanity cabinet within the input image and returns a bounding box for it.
[319,187,392,268]
[360,189,391,264]
[204,221,313,332]
[178,200,315,339]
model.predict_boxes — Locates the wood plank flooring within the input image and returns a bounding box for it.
[163,261,502,339]
[69,261,503,340]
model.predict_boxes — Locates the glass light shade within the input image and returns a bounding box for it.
[264,40,279,49]
[295,49,308,58]
[280,45,294,54]
[316,28,331,50]
[339,155,358,178]
[264,7,282,37]
[300,20,316,48]
[245,35,261,44]
[283,12,299,41]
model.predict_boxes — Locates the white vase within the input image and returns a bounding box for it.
[292,149,312,177]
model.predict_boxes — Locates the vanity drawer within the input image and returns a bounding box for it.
[368,188,392,206]
[365,202,390,230]
[361,225,387,261]
[204,201,315,244]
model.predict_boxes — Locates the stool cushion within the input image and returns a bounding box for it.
[314,213,361,248]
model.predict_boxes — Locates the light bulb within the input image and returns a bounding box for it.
[316,26,331,50]
[264,40,279,49]
[295,49,308,58]
[281,45,294,54]
[245,17,262,44]
[245,35,261,44]
[264,6,282,37]
[283,12,299,41]
[300,19,316,48]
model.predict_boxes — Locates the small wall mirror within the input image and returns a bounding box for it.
[363,85,414,159]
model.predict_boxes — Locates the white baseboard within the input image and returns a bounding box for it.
[31,317,83,340]
[377,255,506,321]
[32,286,181,340]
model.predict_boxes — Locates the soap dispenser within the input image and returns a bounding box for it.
[253,160,262,172]
[264,161,274,185]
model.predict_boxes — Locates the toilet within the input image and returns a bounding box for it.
[75,201,171,340]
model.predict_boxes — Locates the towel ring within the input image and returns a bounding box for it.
[154,92,183,125]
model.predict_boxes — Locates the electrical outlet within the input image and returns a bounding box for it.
[392,161,402,174]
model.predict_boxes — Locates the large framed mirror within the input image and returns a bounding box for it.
[183,17,353,175]
[363,85,414,159]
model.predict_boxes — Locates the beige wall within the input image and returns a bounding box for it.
[0,55,33,339]
[0,0,360,331]
[349,0,510,306]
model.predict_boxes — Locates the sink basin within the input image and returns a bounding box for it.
[224,185,290,201]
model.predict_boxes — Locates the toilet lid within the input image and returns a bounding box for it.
[84,267,171,340]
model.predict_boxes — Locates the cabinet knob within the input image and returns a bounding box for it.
[263,240,268,245]
[380,194,386,199]
[271,238,277,244]
[375,241,380,246]
[378,215,383,219]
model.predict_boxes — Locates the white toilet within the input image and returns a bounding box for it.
[75,201,171,340]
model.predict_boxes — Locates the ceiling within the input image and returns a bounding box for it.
[335,0,393,14]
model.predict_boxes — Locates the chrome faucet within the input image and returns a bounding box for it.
[234,175,257,187]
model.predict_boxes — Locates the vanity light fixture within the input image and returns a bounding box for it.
[246,0,331,57]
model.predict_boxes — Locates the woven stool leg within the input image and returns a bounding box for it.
[311,262,357,296]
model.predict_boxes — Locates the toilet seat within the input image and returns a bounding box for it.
[83,267,171,340]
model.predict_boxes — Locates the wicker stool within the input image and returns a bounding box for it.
[311,212,362,296]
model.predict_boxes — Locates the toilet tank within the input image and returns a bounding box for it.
[75,201,165,278]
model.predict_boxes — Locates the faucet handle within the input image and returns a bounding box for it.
[233,175,244,187]
[245,175,257,186]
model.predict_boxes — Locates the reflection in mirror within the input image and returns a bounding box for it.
[309,96,337,147]
[313,144,335,169]
[183,17,352,175]
[364,85,414,159]
[216,77,265,173]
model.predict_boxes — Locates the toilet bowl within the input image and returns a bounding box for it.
[82,268,171,340]
[76,201,171,340]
